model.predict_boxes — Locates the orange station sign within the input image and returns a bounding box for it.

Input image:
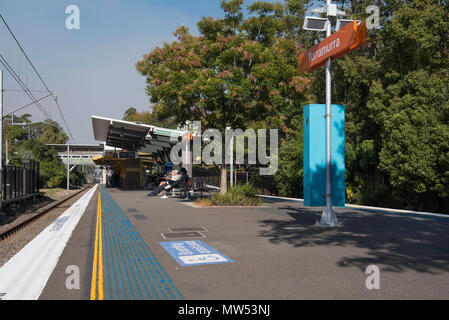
[299,21,367,73]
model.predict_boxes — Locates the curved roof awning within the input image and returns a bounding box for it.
[91,115,187,153]
[92,116,153,150]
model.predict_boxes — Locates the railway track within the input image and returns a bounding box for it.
[0,185,94,241]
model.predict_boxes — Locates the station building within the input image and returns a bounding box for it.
[46,143,105,184]
[91,116,192,189]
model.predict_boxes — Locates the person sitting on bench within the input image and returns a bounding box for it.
[147,168,188,197]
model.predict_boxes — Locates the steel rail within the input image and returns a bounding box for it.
[0,185,93,241]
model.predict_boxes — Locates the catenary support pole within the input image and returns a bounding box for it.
[230,129,234,187]
[67,144,69,191]
[0,69,3,213]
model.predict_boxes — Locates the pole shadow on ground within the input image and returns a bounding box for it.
[258,205,449,275]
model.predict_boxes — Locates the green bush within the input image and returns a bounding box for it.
[199,184,262,206]
[47,175,64,188]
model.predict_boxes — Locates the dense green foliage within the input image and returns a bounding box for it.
[277,0,449,213]
[274,115,303,197]
[198,183,262,206]
[327,0,449,212]
[136,0,312,192]
[136,0,449,213]
[122,107,177,128]
[4,114,83,188]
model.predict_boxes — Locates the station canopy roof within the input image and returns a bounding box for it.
[91,115,187,155]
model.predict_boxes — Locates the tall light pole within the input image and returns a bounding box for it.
[320,0,339,227]
[303,0,348,227]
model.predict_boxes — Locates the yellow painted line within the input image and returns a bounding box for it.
[89,188,100,300]
[90,186,104,300]
[98,189,104,300]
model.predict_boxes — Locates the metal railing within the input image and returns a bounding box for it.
[1,159,40,203]
[193,170,278,196]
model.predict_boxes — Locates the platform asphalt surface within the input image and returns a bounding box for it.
[39,187,449,300]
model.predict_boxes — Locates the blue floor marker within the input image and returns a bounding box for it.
[160,240,234,266]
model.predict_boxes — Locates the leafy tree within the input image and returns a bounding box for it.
[274,115,303,197]
[9,140,66,188]
[36,120,68,144]
[314,0,449,211]
[134,0,448,213]
[4,113,72,189]
[124,107,137,120]
[123,107,153,123]
[136,0,311,193]
[122,106,177,128]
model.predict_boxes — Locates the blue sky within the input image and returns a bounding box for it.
[0,0,284,144]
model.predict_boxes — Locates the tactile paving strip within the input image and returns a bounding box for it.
[99,188,183,300]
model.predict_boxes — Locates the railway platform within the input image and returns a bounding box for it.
[1,184,449,300]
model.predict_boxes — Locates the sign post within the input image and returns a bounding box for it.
[298,20,366,73]
[322,8,336,227]
[300,1,366,227]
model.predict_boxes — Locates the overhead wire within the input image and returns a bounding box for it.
[3,93,53,118]
[0,13,77,143]
[0,54,52,120]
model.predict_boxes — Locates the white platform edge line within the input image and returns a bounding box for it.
[0,185,98,300]
[257,194,449,219]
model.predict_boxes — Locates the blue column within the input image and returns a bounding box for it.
[303,104,345,207]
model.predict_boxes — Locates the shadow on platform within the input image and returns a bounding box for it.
[258,205,449,275]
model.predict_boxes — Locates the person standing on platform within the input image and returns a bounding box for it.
[106,166,113,188]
